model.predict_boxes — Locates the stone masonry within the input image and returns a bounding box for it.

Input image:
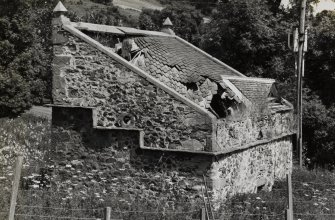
[49,6,295,207]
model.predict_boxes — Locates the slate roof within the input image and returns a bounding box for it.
[69,19,292,112]
[134,36,240,86]
[227,78,274,105]
[227,77,292,112]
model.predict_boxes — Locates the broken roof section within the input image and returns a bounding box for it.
[57,7,291,115]
[134,36,239,83]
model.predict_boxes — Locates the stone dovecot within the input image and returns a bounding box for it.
[50,1,295,205]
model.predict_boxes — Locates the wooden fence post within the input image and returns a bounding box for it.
[286,173,293,220]
[8,155,23,220]
[105,207,111,220]
[200,208,206,220]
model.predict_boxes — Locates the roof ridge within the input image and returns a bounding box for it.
[62,23,216,120]
[224,76,275,83]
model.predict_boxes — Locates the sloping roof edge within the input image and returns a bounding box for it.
[71,22,173,37]
[62,24,216,120]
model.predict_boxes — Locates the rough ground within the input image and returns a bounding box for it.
[26,106,52,119]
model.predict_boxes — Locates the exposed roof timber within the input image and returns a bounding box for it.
[220,78,252,107]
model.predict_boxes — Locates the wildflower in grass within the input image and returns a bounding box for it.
[256,197,261,200]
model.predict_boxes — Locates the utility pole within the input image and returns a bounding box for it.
[297,0,307,168]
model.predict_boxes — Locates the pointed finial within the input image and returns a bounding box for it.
[53,1,67,13]
[163,17,173,26]
[161,17,175,35]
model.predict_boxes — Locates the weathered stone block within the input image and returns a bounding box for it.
[53,55,73,66]
[52,30,69,45]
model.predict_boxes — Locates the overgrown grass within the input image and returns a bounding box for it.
[219,168,335,220]
[0,114,50,184]
[1,115,334,219]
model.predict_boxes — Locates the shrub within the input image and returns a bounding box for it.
[0,72,31,117]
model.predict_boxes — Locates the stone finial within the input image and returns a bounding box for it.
[161,17,175,35]
[52,1,70,25]
[163,17,173,26]
[53,1,68,13]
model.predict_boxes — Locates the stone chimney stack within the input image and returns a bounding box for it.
[161,17,175,35]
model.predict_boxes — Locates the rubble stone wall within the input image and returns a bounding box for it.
[51,107,292,204]
[211,136,292,200]
[51,107,292,205]
[215,112,294,150]
[50,107,211,205]
[52,28,213,151]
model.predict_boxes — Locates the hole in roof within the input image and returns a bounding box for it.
[210,86,241,118]
[184,82,198,91]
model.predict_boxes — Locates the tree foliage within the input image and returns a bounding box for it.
[139,4,204,45]
[303,89,335,169]
[200,0,293,80]
[306,11,335,106]
[0,0,56,116]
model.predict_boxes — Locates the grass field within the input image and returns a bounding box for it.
[64,0,163,24]
[113,0,163,11]
[1,115,335,219]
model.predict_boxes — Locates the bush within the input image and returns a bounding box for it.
[0,72,31,117]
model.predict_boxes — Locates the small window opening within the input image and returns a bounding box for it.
[257,184,266,192]
[123,115,132,125]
